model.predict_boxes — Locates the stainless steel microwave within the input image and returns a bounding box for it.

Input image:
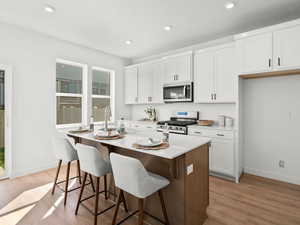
[163,82,193,103]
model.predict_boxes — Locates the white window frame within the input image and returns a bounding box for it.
[91,66,115,124]
[55,59,88,129]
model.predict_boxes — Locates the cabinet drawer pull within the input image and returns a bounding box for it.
[194,131,202,134]
[216,134,225,136]
[278,57,281,66]
[214,93,217,100]
[146,126,152,129]
[268,58,271,67]
[211,94,213,100]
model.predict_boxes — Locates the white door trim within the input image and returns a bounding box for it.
[0,64,12,179]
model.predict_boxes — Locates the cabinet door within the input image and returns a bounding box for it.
[238,32,273,74]
[214,46,236,102]
[175,54,192,82]
[194,51,214,103]
[274,25,300,70]
[138,63,153,104]
[163,58,176,83]
[163,53,192,83]
[124,66,138,104]
[210,139,234,176]
[152,62,164,103]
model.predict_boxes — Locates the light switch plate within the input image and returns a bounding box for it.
[187,164,193,175]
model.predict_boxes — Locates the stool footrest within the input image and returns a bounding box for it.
[144,211,167,224]
[56,180,93,193]
[56,175,80,185]
[115,210,139,225]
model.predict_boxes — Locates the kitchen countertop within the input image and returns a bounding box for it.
[66,130,211,160]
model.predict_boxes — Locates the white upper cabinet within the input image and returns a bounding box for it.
[236,32,273,74]
[124,66,138,104]
[194,50,214,103]
[163,52,192,83]
[138,63,153,104]
[235,20,300,75]
[194,44,236,103]
[214,46,236,102]
[273,25,300,71]
[138,61,164,104]
[152,62,164,103]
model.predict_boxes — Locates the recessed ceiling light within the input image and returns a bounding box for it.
[225,2,235,10]
[125,40,133,45]
[44,5,55,13]
[164,25,173,31]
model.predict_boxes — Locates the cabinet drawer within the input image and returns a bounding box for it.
[131,123,156,130]
[189,128,234,139]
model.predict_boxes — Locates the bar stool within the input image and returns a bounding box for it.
[75,143,117,225]
[110,153,170,225]
[51,132,95,205]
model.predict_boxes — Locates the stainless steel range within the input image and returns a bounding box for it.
[157,111,198,135]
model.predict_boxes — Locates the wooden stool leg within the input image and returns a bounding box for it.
[90,174,96,192]
[120,190,128,212]
[138,198,144,225]
[158,190,169,225]
[111,189,122,225]
[77,160,82,184]
[51,160,62,195]
[104,175,108,200]
[94,177,100,225]
[75,172,87,215]
[64,162,71,206]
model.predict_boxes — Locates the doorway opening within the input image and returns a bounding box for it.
[0,65,12,179]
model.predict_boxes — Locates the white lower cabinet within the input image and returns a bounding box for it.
[210,139,234,176]
[189,127,235,180]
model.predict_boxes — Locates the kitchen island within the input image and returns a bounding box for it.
[68,130,211,225]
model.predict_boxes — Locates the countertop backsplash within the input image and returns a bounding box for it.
[130,103,236,125]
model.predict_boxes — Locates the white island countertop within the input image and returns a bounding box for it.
[66,130,211,160]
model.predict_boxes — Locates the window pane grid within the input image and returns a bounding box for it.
[92,98,110,122]
[56,60,84,126]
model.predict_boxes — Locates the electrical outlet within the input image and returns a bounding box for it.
[187,164,193,175]
[279,160,285,168]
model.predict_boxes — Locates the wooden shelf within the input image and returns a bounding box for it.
[240,69,300,79]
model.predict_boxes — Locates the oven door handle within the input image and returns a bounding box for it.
[183,85,186,97]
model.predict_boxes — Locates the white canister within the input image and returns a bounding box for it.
[225,117,234,128]
[217,115,225,127]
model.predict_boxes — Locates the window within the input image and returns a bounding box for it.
[92,67,114,122]
[56,59,87,127]
[55,59,114,127]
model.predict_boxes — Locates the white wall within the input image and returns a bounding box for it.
[131,103,236,124]
[0,22,130,177]
[243,75,300,185]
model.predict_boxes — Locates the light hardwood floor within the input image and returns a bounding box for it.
[1,163,300,225]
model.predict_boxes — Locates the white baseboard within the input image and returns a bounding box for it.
[244,167,300,185]
[11,162,57,178]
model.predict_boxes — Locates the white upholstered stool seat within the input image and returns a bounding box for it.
[51,132,95,205]
[75,143,116,225]
[110,153,170,225]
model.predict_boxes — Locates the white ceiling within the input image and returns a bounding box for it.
[1,0,300,59]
